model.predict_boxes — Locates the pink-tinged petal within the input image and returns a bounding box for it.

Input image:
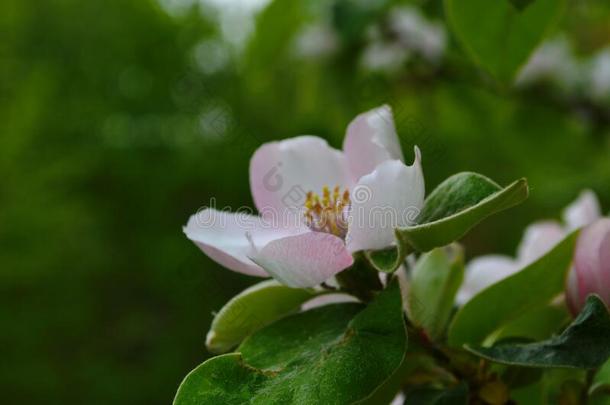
[184,209,303,277]
[345,149,424,252]
[568,218,610,315]
[599,229,610,303]
[301,293,360,311]
[457,255,518,305]
[516,221,565,266]
[562,189,602,231]
[343,105,405,182]
[251,232,354,288]
[249,136,352,215]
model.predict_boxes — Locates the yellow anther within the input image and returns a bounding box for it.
[303,185,351,238]
[342,190,350,204]
[322,186,330,206]
[304,191,314,209]
[333,186,340,203]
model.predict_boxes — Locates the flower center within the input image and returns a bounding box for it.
[304,185,350,238]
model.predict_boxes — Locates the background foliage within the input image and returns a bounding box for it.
[1,0,608,403]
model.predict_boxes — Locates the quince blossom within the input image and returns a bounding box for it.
[184,106,424,288]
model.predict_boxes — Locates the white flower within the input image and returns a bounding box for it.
[184,106,425,288]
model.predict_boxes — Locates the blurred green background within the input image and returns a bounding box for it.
[1,0,608,403]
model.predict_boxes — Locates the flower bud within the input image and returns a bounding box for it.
[566,218,610,315]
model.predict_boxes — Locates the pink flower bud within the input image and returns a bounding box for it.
[566,218,610,316]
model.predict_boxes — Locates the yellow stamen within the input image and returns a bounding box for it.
[304,185,350,238]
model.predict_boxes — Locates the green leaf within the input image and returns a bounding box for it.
[408,244,464,340]
[356,354,417,405]
[590,359,610,397]
[444,0,566,81]
[397,173,529,252]
[490,303,570,344]
[205,280,316,354]
[175,283,407,404]
[466,295,610,369]
[364,243,410,274]
[448,231,578,347]
[173,353,269,404]
[417,172,502,224]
